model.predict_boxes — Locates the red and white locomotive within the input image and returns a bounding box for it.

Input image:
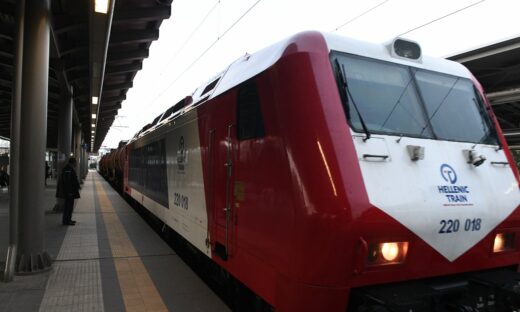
[100,31,520,311]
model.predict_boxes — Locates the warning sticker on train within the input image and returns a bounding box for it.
[177,136,187,173]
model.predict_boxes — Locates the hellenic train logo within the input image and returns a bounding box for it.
[438,164,472,206]
[440,163,457,184]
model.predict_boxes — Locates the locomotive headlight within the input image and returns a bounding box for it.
[381,243,400,261]
[368,241,409,265]
[493,233,515,253]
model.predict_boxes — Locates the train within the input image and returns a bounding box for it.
[99,31,520,311]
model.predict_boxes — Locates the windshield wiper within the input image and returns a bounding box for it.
[334,58,371,141]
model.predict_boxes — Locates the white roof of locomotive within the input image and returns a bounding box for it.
[194,31,473,103]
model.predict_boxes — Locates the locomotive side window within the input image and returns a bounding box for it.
[128,139,169,208]
[237,80,265,140]
[129,147,144,189]
[144,139,169,208]
[201,77,220,96]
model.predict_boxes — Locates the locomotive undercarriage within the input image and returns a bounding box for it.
[350,267,520,312]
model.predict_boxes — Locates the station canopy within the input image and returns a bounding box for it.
[0,0,172,152]
[449,36,520,149]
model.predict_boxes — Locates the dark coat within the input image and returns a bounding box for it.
[56,164,80,199]
[0,171,8,187]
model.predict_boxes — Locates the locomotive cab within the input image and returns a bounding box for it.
[326,34,520,310]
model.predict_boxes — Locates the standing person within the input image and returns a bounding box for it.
[56,157,80,225]
[44,161,50,186]
[0,165,9,188]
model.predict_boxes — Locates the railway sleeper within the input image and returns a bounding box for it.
[350,267,520,312]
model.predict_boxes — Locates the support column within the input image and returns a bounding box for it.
[82,145,88,178]
[84,146,88,177]
[4,0,25,282]
[74,127,82,184]
[53,88,73,212]
[86,148,89,174]
[57,88,72,176]
[16,0,52,274]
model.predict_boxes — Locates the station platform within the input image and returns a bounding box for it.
[0,171,230,312]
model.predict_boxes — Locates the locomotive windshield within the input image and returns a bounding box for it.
[331,52,498,145]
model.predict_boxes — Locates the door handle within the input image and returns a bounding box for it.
[224,161,232,176]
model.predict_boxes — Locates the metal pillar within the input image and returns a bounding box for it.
[15,0,52,274]
[74,127,82,184]
[86,148,89,174]
[57,88,73,176]
[84,146,88,177]
[82,145,88,178]
[53,87,73,212]
[4,0,25,282]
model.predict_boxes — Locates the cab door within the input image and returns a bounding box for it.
[208,90,238,261]
[210,79,265,261]
[212,123,236,260]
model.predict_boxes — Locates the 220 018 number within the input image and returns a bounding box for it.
[439,218,482,234]
[174,193,189,210]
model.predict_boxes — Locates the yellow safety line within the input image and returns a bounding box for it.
[95,177,168,312]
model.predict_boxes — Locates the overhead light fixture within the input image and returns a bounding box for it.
[92,96,99,105]
[92,123,96,127]
[92,130,95,133]
[94,0,110,14]
[92,114,97,119]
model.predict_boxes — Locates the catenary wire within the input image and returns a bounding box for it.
[331,0,389,32]
[162,0,221,72]
[127,0,484,136]
[151,0,263,106]
[397,0,486,37]
[117,0,222,133]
